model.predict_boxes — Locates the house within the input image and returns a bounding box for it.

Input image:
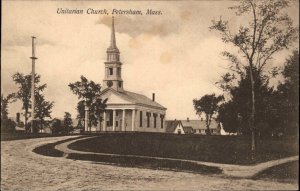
[95,17,167,133]
[181,118,221,135]
[166,118,221,135]
[165,120,194,134]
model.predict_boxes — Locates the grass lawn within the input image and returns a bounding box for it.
[68,133,298,165]
[32,136,84,157]
[253,161,299,183]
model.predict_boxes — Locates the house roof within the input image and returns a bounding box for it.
[165,120,181,133]
[100,88,166,110]
[183,126,193,133]
[181,119,219,130]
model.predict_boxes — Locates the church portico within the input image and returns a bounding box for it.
[100,105,166,133]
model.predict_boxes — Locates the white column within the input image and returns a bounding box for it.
[131,109,135,131]
[122,109,126,131]
[103,111,107,131]
[112,109,116,131]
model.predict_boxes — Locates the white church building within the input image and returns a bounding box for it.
[97,17,167,132]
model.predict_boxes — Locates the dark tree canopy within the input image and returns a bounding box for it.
[63,112,73,134]
[193,94,224,135]
[34,93,54,132]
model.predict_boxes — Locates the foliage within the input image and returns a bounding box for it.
[69,76,102,104]
[193,94,224,135]
[1,94,14,121]
[211,0,298,77]
[63,112,73,134]
[50,118,63,134]
[210,0,298,148]
[69,76,107,131]
[1,94,17,133]
[11,73,47,129]
[217,101,239,134]
[1,118,16,133]
[273,51,299,136]
[34,94,54,132]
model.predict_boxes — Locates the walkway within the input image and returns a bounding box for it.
[55,136,299,178]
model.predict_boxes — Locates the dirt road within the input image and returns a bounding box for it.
[1,136,298,190]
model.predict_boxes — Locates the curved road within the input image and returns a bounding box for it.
[1,136,298,190]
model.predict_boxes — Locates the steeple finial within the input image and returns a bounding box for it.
[109,16,118,50]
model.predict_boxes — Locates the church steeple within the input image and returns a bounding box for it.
[103,17,124,91]
[108,17,118,51]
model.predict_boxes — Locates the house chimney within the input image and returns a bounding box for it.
[187,117,189,122]
[152,93,155,101]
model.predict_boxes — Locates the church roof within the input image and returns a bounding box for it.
[100,88,166,110]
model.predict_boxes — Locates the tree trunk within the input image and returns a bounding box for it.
[249,65,256,160]
[24,110,28,133]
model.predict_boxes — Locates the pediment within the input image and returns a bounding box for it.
[100,89,133,104]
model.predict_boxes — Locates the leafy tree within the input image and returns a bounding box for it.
[50,118,62,134]
[1,94,16,133]
[218,101,239,135]
[193,94,224,135]
[210,0,298,154]
[63,112,73,134]
[76,100,85,129]
[11,73,46,131]
[275,50,299,136]
[1,94,12,121]
[69,76,107,132]
[34,94,54,132]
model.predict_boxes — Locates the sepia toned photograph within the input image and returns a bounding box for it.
[1,0,299,190]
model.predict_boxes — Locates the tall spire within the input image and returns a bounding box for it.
[109,16,118,51]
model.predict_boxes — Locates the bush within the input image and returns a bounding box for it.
[1,119,16,133]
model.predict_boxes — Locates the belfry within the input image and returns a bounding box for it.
[103,17,123,91]
[98,17,167,132]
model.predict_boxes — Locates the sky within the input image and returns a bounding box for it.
[1,0,299,121]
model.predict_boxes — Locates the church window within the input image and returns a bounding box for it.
[109,68,113,75]
[109,111,113,126]
[118,81,122,88]
[116,121,118,127]
[117,67,121,76]
[153,113,157,128]
[160,114,164,129]
[116,110,118,116]
[139,111,143,127]
[146,112,151,128]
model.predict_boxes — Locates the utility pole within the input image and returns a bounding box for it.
[30,36,37,133]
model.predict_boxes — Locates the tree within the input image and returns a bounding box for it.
[218,101,239,135]
[210,0,298,156]
[11,73,46,131]
[63,112,73,134]
[50,118,62,134]
[1,94,12,121]
[34,94,54,133]
[1,94,16,133]
[218,68,275,136]
[69,76,107,132]
[275,50,299,136]
[193,94,224,135]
